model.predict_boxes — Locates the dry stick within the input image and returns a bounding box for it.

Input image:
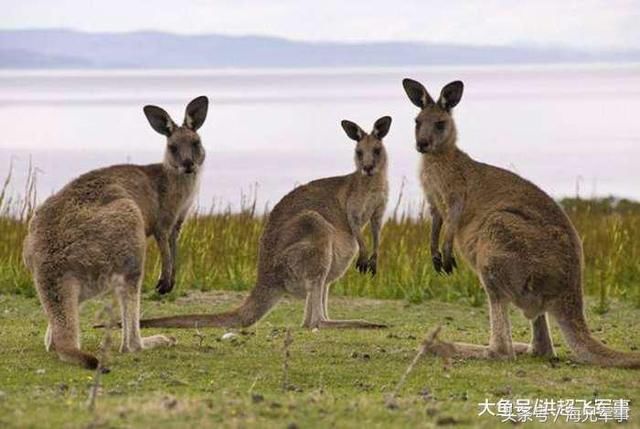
[87,300,116,412]
[392,176,406,221]
[193,322,205,348]
[281,328,293,392]
[386,325,443,407]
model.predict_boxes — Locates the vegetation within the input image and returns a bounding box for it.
[2,166,639,310]
[1,291,639,428]
[1,172,640,427]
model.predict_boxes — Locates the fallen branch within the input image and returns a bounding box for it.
[87,300,117,412]
[385,325,443,408]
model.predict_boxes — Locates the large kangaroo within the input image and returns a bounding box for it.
[402,78,640,368]
[137,116,392,330]
[23,96,209,369]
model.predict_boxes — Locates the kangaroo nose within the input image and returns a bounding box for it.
[183,159,195,172]
[363,165,374,174]
[416,139,430,152]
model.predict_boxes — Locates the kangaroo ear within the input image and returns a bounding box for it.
[341,120,365,142]
[144,105,176,136]
[183,96,209,131]
[402,78,434,108]
[438,81,464,111]
[372,116,392,139]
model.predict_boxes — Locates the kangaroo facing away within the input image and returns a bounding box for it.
[402,78,640,368]
[137,116,392,330]
[23,96,209,369]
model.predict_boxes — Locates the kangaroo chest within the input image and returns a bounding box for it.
[421,161,453,216]
[350,187,387,226]
[153,174,199,233]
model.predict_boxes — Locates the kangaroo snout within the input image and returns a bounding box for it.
[182,159,195,174]
[416,139,431,153]
[363,165,374,175]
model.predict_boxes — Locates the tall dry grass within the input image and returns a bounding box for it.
[1,168,638,309]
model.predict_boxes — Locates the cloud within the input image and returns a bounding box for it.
[1,0,638,50]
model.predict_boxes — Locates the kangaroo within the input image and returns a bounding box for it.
[22,96,209,369]
[402,78,640,368]
[136,116,392,330]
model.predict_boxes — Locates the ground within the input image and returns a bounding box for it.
[1,291,639,428]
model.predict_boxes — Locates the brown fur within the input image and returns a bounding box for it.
[137,116,392,330]
[23,96,209,368]
[402,78,640,368]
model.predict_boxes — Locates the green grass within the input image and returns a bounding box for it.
[2,171,640,427]
[1,291,639,428]
[2,194,640,309]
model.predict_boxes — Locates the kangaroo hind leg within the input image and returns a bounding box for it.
[38,276,99,369]
[424,266,521,361]
[317,278,388,329]
[113,273,176,352]
[528,313,555,357]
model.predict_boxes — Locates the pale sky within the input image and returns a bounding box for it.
[1,0,639,50]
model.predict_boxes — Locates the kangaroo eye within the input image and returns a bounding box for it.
[435,121,447,131]
[192,140,200,149]
[356,149,363,159]
[169,145,178,154]
[373,148,381,156]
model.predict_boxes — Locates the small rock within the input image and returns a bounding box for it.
[419,387,432,400]
[515,369,526,377]
[251,393,264,404]
[385,397,399,410]
[221,332,239,341]
[162,395,178,410]
[287,423,299,429]
[36,369,45,375]
[561,376,572,383]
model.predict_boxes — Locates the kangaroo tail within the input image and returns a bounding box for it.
[554,307,640,369]
[138,284,283,329]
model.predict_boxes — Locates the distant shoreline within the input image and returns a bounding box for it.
[2,62,640,74]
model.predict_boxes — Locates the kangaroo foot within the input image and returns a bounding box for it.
[424,337,517,360]
[155,278,174,295]
[121,335,176,353]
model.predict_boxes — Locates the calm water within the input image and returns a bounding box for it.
[1,64,639,214]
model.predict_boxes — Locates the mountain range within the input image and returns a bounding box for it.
[1,29,639,69]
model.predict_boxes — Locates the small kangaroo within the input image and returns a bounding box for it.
[402,78,640,368]
[136,116,392,330]
[23,96,209,369]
